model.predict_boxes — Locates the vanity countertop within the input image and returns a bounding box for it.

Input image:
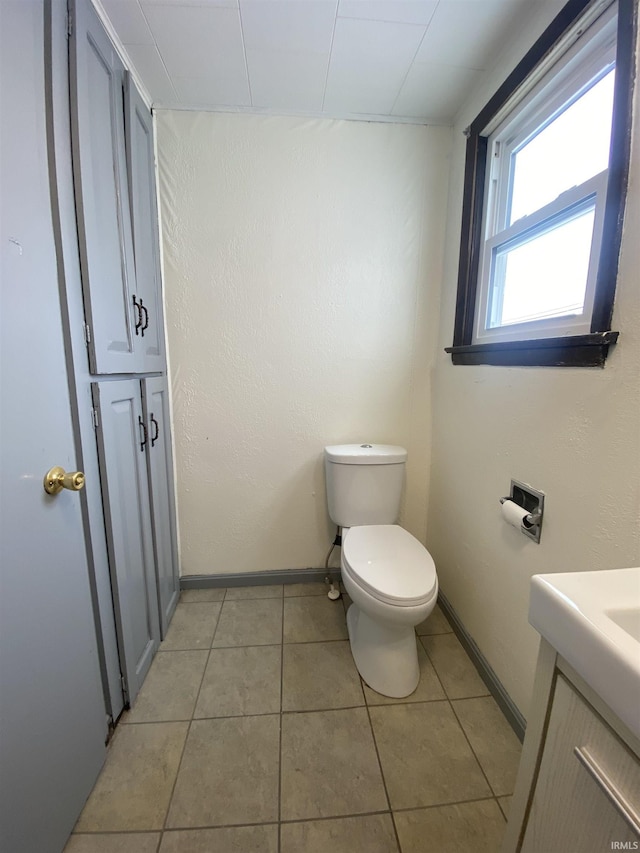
[529,567,640,740]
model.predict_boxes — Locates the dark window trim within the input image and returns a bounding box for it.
[447,0,637,368]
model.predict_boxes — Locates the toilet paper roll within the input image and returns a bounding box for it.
[501,499,529,529]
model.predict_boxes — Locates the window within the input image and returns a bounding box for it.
[447,0,636,367]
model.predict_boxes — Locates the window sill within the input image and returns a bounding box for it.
[445,331,619,367]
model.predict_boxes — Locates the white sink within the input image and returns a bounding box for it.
[529,567,640,740]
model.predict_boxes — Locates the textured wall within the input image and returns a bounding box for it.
[157,112,450,575]
[428,5,640,719]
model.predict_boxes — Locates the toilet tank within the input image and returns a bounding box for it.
[324,444,407,527]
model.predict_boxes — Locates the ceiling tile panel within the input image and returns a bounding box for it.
[337,0,438,26]
[246,48,329,110]
[100,0,154,44]
[240,0,337,53]
[123,43,178,102]
[392,61,478,121]
[172,73,251,106]
[416,0,528,70]
[324,17,425,114]
[141,4,248,81]
[142,0,238,6]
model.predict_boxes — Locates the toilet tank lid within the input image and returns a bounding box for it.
[324,444,407,465]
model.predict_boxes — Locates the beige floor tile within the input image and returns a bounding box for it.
[283,596,348,643]
[363,641,445,706]
[280,707,387,820]
[180,588,226,602]
[125,651,208,722]
[420,634,489,699]
[282,641,364,711]
[166,715,280,827]
[64,835,160,853]
[160,603,222,651]
[369,702,491,809]
[212,598,283,647]
[194,645,281,718]
[451,697,522,796]
[225,584,283,600]
[498,795,512,819]
[281,814,398,853]
[394,799,506,853]
[416,603,452,636]
[159,825,278,852]
[284,582,329,597]
[342,593,352,613]
[75,722,188,831]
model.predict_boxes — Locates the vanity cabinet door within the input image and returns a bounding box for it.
[92,380,160,705]
[141,376,179,637]
[70,0,140,374]
[521,675,640,852]
[124,74,166,373]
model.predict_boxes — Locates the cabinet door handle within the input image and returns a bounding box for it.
[574,746,640,835]
[150,414,159,447]
[138,415,148,452]
[132,295,142,335]
[140,301,149,337]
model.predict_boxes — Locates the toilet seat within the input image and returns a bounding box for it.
[343,525,437,607]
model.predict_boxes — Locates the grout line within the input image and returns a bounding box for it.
[159,609,220,837]
[419,633,496,796]
[392,794,509,815]
[448,698,500,799]
[77,795,503,838]
[363,702,402,853]
[278,587,285,853]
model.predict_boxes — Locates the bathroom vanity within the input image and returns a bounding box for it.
[502,569,640,852]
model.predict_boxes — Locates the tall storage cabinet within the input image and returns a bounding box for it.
[142,377,180,636]
[70,0,179,709]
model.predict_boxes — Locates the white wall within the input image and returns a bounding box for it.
[428,4,640,719]
[157,112,450,576]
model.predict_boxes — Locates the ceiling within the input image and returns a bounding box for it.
[99,0,541,124]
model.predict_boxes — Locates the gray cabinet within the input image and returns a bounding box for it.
[92,380,160,704]
[503,642,640,853]
[142,377,180,637]
[72,0,178,709]
[93,377,179,704]
[124,74,166,373]
[71,0,165,375]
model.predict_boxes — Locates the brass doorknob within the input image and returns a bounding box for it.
[43,466,85,495]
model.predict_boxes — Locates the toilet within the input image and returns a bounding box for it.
[324,444,438,698]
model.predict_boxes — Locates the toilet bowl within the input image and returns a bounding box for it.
[342,524,438,698]
[324,444,439,698]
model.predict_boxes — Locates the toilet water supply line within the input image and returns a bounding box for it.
[325,526,342,600]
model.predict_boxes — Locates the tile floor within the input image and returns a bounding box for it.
[65,583,521,853]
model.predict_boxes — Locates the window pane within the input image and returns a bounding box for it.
[509,69,614,224]
[489,207,595,328]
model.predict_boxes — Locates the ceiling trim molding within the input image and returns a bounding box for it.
[90,0,153,110]
[151,102,452,127]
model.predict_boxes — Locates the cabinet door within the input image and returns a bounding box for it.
[92,380,160,705]
[124,74,166,373]
[142,377,179,637]
[521,675,640,852]
[70,0,139,374]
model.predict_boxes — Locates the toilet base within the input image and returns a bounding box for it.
[346,603,420,698]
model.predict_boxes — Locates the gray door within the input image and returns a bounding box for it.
[70,0,139,374]
[124,73,166,373]
[142,376,180,636]
[93,379,160,703]
[0,2,106,851]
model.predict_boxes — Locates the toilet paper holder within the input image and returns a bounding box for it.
[500,479,545,543]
